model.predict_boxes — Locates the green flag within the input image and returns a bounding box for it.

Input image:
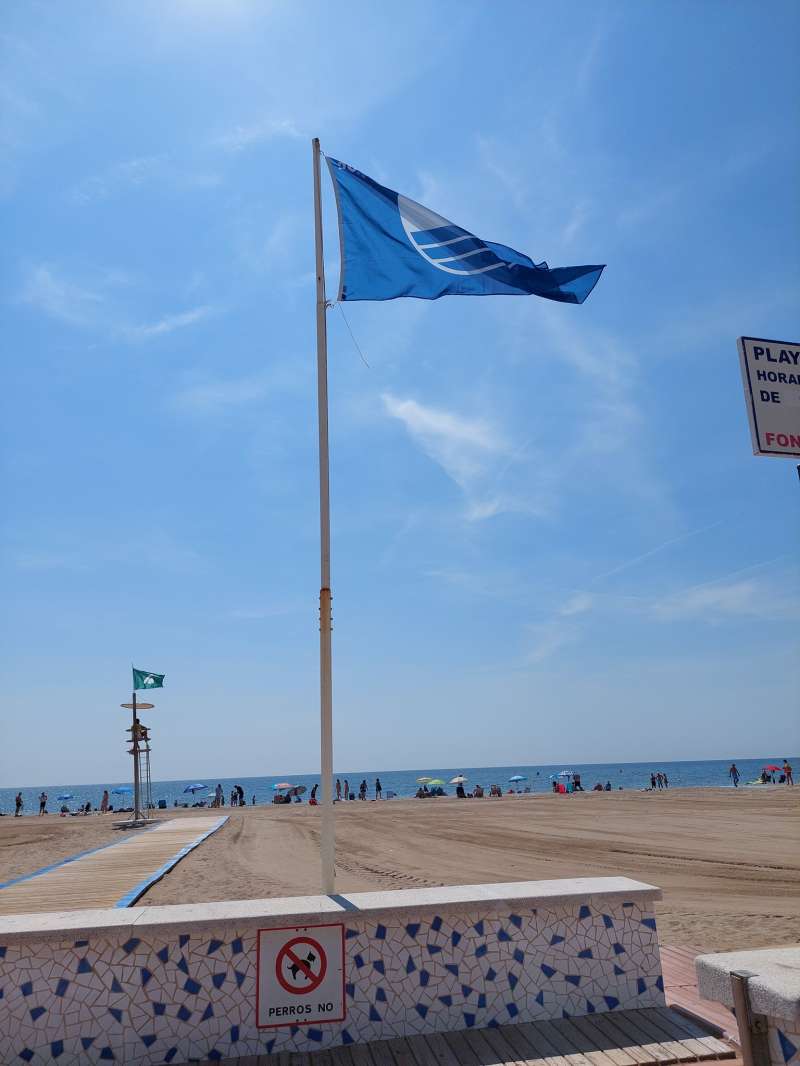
[133,667,165,691]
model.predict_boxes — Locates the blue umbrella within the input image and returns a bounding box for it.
[509,775,526,782]
[183,783,207,794]
[111,786,132,795]
[56,793,73,801]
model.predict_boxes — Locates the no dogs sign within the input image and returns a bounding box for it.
[256,923,345,1028]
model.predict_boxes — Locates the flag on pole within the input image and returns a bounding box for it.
[326,157,604,304]
[133,667,165,691]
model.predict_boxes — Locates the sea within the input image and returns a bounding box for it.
[1,757,795,815]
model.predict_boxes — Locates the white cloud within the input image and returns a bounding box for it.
[173,373,272,414]
[213,117,302,152]
[559,592,594,617]
[652,574,800,623]
[72,155,223,203]
[20,264,104,327]
[130,304,215,339]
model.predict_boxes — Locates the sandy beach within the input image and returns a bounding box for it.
[1,787,797,952]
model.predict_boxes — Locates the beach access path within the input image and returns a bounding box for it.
[0,816,226,914]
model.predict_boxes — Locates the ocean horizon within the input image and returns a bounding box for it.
[2,755,795,814]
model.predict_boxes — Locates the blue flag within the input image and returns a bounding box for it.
[326,157,604,304]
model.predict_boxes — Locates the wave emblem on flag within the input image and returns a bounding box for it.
[326,155,604,304]
[397,195,508,277]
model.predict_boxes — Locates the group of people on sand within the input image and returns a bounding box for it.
[334,777,381,801]
[649,771,669,790]
[729,760,793,787]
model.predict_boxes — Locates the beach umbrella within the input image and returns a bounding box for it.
[288,785,307,797]
[111,786,132,795]
[428,779,446,786]
[273,782,294,790]
[449,775,467,784]
[56,793,73,801]
[762,764,781,771]
[183,783,207,794]
[416,776,433,784]
[509,775,526,782]
[557,770,574,778]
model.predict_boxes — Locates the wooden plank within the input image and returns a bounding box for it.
[579,1014,656,1064]
[603,1010,682,1063]
[328,1048,356,1066]
[348,1043,379,1066]
[443,1027,483,1064]
[387,1037,424,1066]
[646,1008,734,1057]
[624,1009,712,1062]
[556,1016,640,1066]
[501,1021,559,1065]
[511,1021,576,1066]
[476,1026,529,1066]
[363,1040,397,1066]
[637,1009,727,1060]
[423,1031,466,1066]
[403,1033,450,1066]
[534,1020,599,1066]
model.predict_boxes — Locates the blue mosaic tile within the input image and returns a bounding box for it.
[419,969,430,987]
[778,1031,797,1063]
[498,928,512,942]
[622,901,634,908]
[586,1000,596,1013]
[509,914,522,928]
[565,974,581,987]
[81,1038,95,1050]
[346,982,355,998]
[375,923,386,939]
[141,1035,157,1048]
[231,937,243,954]
[578,948,593,958]
[108,1007,123,1023]
[179,934,190,947]
[376,987,387,1003]
[234,969,246,988]
[405,923,420,939]
[451,930,462,947]
[21,981,33,996]
[341,1030,354,1046]
[55,978,69,997]
[535,991,545,1006]
[164,1050,178,1064]
[346,928,359,939]
[613,942,626,955]
[184,977,202,994]
[176,955,189,975]
[486,967,497,981]
[99,1048,114,1060]
[141,967,153,987]
[207,1051,222,1062]
[542,963,556,978]
[230,1025,240,1042]
[473,920,484,935]
[578,905,591,919]
[415,1003,428,1019]
[405,956,415,975]
[603,914,614,928]
[369,1005,381,1022]
[513,948,525,964]
[201,1004,214,1021]
[19,1050,34,1063]
[509,973,518,990]
[475,944,487,958]
[153,1002,166,1016]
[604,995,620,1009]
[656,975,664,992]
[478,993,486,1008]
[77,957,92,974]
[157,946,169,964]
[507,1002,519,1018]
[464,1012,476,1027]
[488,1018,500,1028]
[445,963,459,977]
[461,984,473,998]
[641,917,657,930]
[550,934,565,945]
[637,978,647,995]
[439,994,453,1006]
[51,1042,64,1059]
[177,1005,192,1022]
[373,960,385,975]
[563,1009,571,1019]
[73,940,87,948]
[614,964,626,976]
[211,972,226,989]
[431,916,442,932]
[307,1028,322,1042]
[122,938,140,955]
[110,977,123,994]
[354,954,364,969]
[207,938,224,954]
[30,1006,46,1021]
[427,943,442,955]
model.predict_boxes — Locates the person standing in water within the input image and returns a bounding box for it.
[100,790,109,813]
[336,778,342,801]
[38,791,47,815]
[343,779,349,801]
[729,763,740,788]
[783,759,793,786]
[375,777,382,799]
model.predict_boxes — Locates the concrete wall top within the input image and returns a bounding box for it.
[696,947,800,1024]
[0,876,660,942]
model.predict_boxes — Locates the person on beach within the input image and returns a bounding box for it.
[375,777,382,799]
[663,773,669,788]
[215,783,224,807]
[100,790,109,813]
[343,779,349,801]
[252,794,256,805]
[15,792,23,816]
[783,760,793,786]
[729,763,740,787]
[336,778,342,801]
[650,773,657,789]
[359,779,367,800]
[38,791,47,815]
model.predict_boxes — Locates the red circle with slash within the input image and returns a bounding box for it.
[275,935,328,994]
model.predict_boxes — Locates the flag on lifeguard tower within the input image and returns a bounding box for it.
[132,667,165,691]
[326,157,604,304]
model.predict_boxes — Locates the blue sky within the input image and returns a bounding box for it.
[2,0,798,786]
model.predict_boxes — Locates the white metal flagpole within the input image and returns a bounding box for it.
[312,136,335,894]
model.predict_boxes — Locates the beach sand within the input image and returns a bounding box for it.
[1,787,796,952]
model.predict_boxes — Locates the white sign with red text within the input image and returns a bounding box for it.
[256,923,345,1029]
[738,336,800,457]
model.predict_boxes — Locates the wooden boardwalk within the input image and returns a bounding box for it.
[201,1006,736,1066]
[0,816,226,915]
[661,946,737,1041]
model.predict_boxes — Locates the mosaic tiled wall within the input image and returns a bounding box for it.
[768,1019,800,1066]
[0,895,665,1065]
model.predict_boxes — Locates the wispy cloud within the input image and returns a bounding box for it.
[213,117,302,152]
[72,154,222,204]
[382,392,533,521]
[173,372,272,414]
[651,563,799,623]
[129,304,215,339]
[20,264,105,327]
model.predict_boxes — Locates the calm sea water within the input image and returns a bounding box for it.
[1,757,795,815]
